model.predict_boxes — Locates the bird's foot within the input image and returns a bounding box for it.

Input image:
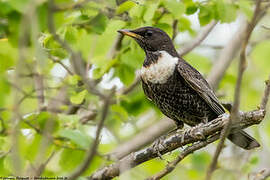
[152,135,166,160]
[181,124,205,144]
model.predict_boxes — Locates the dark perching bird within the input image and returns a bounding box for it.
[118,26,260,150]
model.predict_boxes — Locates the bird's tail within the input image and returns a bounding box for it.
[227,130,260,150]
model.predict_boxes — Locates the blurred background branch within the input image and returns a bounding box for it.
[0,0,269,179]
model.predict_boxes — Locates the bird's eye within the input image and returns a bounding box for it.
[145,31,153,37]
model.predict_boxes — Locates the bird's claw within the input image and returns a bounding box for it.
[181,125,205,144]
[152,136,166,160]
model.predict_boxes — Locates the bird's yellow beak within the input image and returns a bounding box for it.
[117,29,143,39]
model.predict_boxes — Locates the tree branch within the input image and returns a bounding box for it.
[260,75,270,110]
[254,169,270,180]
[34,73,45,111]
[68,89,114,179]
[90,109,266,180]
[172,20,178,40]
[178,20,217,56]
[206,1,263,179]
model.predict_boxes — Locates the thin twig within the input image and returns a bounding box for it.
[206,1,263,179]
[172,20,178,40]
[68,89,115,179]
[260,75,270,110]
[107,33,124,59]
[262,25,270,30]
[35,151,56,176]
[118,75,141,95]
[178,20,217,56]
[49,55,74,75]
[254,169,270,180]
[34,73,45,111]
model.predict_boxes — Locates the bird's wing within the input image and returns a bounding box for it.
[141,79,153,101]
[177,59,225,115]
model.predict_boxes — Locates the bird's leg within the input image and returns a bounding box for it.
[181,123,205,144]
[152,136,166,160]
[167,120,184,135]
[202,113,208,124]
[153,120,184,159]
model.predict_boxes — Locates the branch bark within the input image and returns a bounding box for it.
[254,169,270,180]
[90,109,266,180]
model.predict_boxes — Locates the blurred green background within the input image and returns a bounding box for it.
[0,0,269,179]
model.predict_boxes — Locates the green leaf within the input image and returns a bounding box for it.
[64,26,78,44]
[93,58,118,79]
[6,11,21,46]
[198,5,213,26]
[68,75,81,85]
[143,3,159,22]
[59,148,85,171]
[216,0,237,23]
[93,20,126,57]
[9,0,30,13]
[81,2,100,17]
[129,4,145,19]
[24,134,42,162]
[163,0,186,19]
[249,156,259,165]
[0,1,13,16]
[115,63,135,85]
[70,90,87,105]
[116,1,136,14]
[23,112,59,132]
[111,104,129,120]
[120,44,143,69]
[0,75,10,107]
[58,129,91,149]
[89,13,108,34]
[0,40,17,72]
[178,17,191,32]
[0,157,10,176]
[185,1,198,15]
[37,3,48,31]
[155,23,173,37]
[251,41,270,79]
[75,29,94,60]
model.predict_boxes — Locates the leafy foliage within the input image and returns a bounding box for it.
[0,0,269,179]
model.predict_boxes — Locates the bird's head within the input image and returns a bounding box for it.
[118,27,177,57]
